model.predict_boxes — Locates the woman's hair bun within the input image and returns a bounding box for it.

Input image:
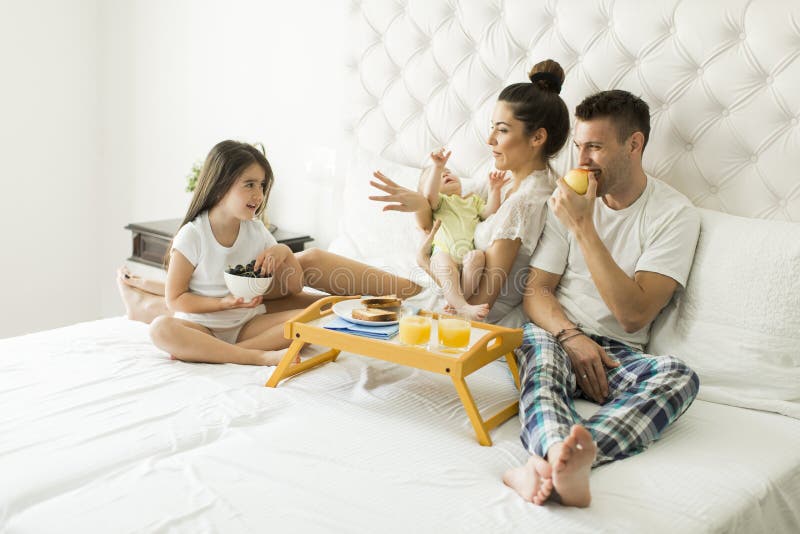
[529,59,565,95]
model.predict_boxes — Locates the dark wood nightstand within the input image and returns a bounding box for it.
[125,218,314,269]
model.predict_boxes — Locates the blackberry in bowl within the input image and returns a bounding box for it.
[223,260,273,300]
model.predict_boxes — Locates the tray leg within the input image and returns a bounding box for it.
[483,401,518,433]
[265,339,305,387]
[277,348,340,381]
[505,351,521,390]
[265,341,340,388]
[451,376,493,446]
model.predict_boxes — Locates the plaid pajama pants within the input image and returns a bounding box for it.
[515,324,699,466]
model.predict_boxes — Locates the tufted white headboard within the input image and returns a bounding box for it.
[345,0,800,221]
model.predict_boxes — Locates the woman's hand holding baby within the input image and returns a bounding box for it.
[415,219,441,272]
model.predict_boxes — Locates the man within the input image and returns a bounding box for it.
[503,90,701,507]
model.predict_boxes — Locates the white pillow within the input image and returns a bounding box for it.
[648,208,800,419]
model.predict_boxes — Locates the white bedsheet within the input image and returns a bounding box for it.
[1,318,799,533]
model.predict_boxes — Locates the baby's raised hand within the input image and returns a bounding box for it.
[430,148,452,168]
[488,170,510,191]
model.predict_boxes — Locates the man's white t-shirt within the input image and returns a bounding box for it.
[530,176,700,349]
[171,211,278,329]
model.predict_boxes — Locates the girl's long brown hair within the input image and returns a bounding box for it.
[165,140,274,267]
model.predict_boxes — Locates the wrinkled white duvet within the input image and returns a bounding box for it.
[1,318,799,533]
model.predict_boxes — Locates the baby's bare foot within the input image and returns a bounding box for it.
[550,425,596,508]
[458,303,490,321]
[503,455,553,505]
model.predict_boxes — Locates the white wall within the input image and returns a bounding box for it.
[97,0,348,319]
[0,0,101,338]
[0,1,348,337]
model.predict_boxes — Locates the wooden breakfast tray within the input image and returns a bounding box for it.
[265,295,523,446]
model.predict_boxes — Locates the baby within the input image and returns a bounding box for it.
[416,149,507,320]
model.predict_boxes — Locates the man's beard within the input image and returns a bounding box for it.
[597,158,628,196]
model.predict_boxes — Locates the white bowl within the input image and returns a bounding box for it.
[223,271,273,300]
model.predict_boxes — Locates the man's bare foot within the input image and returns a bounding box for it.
[457,303,490,321]
[258,349,300,366]
[503,455,553,505]
[548,425,596,507]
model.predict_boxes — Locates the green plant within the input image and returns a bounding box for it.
[185,160,202,193]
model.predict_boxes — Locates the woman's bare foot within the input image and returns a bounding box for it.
[118,266,148,292]
[457,303,490,321]
[503,455,553,505]
[257,349,300,366]
[116,268,149,321]
[118,266,166,295]
[116,268,170,323]
[548,425,596,507]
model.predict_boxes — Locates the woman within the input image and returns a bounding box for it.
[370,59,570,327]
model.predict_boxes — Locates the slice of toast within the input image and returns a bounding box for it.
[361,295,402,310]
[351,307,398,322]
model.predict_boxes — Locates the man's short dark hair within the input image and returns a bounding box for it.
[575,90,651,150]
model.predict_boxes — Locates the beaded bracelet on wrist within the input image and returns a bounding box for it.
[555,324,585,346]
[558,331,586,345]
[555,325,582,342]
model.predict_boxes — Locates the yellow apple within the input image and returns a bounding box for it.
[563,168,589,195]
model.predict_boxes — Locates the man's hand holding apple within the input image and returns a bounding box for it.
[550,171,598,235]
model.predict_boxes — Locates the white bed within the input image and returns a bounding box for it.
[3,0,800,532]
[1,318,799,533]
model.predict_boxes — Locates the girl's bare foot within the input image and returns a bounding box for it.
[549,425,596,508]
[457,303,490,321]
[503,455,553,505]
[257,349,300,366]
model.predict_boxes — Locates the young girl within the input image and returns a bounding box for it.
[149,140,305,365]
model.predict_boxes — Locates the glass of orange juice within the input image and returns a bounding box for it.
[398,309,432,347]
[437,314,471,350]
